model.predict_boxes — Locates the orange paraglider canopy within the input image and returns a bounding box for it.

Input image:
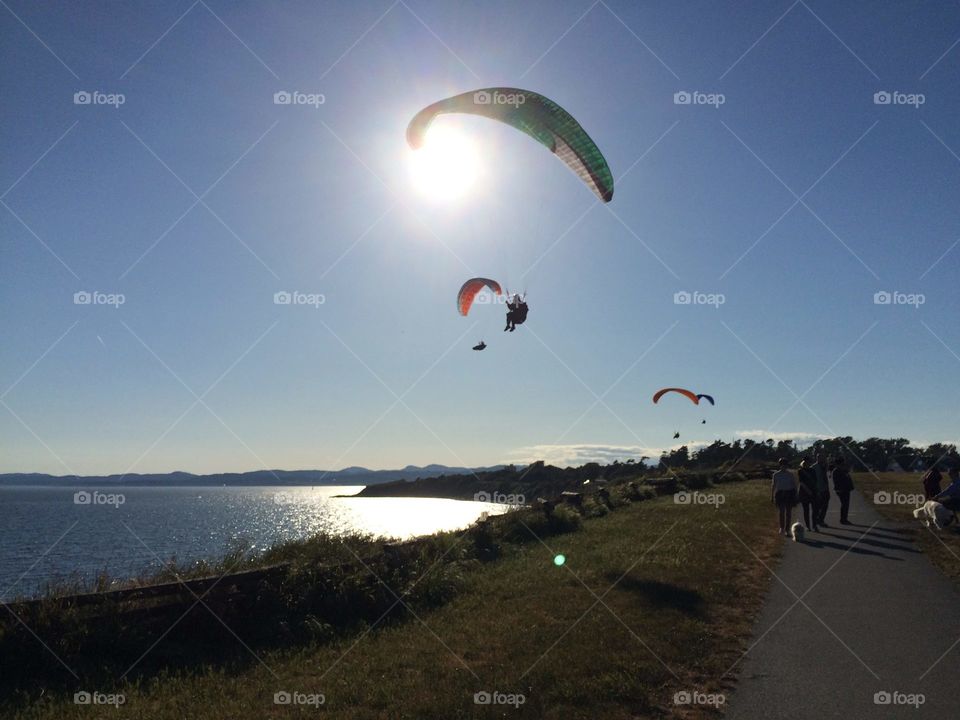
[457,278,502,316]
[652,388,700,405]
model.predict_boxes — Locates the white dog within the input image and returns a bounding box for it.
[913,501,956,530]
[790,522,805,542]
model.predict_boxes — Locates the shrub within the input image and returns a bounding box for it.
[583,498,609,518]
[681,473,712,490]
[625,483,657,502]
[548,504,583,534]
[471,519,501,561]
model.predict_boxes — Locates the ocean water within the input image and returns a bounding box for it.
[0,485,508,598]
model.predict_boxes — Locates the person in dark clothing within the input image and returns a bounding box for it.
[503,294,528,332]
[923,466,943,501]
[797,458,819,531]
[934,467,960,513]
[512,299,528,327]
[504,296,519,332]
[832,456,854,524]
[811,452,831,527]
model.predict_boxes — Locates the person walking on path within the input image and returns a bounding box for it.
[797,458,819,531]
[924,466,944,501]
[771,458,798,536]
[832,456,854,524]
[811,452,830,527]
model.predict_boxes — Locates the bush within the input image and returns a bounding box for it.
[583,498,609,518]
[713,471,746,484]
[681,473,712,490]
[605,487,630,508]
[499,508,551,544]
[625,483,657,502]
[471,519,501,561]
[548,504,583,534]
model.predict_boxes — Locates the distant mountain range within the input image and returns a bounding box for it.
[0,465,507,487]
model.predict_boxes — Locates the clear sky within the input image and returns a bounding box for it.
[2,1,959,475]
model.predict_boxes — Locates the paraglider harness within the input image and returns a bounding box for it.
[504,294,528,332]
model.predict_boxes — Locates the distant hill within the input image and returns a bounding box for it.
[0,465,506,487]
[352,460,648,501]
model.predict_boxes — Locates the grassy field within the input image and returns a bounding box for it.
[11,481,779,719]
[853,472,960,583]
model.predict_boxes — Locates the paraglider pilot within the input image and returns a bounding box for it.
[504,294,529,332]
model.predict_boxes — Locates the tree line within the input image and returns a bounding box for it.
[657,437,959,472]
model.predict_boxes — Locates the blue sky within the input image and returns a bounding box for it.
[2,0,959,475]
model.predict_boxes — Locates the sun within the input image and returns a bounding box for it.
[408,125,482,202]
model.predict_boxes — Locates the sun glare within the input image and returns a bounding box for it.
[408,125,481,202]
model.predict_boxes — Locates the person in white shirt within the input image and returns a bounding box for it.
[771,458,799,536]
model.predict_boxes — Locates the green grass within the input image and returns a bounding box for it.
[854,472,960,583]
[8,480,780,719]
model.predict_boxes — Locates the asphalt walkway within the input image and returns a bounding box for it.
[726,489,960,719]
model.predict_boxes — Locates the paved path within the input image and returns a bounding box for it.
[726,489,960,719]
